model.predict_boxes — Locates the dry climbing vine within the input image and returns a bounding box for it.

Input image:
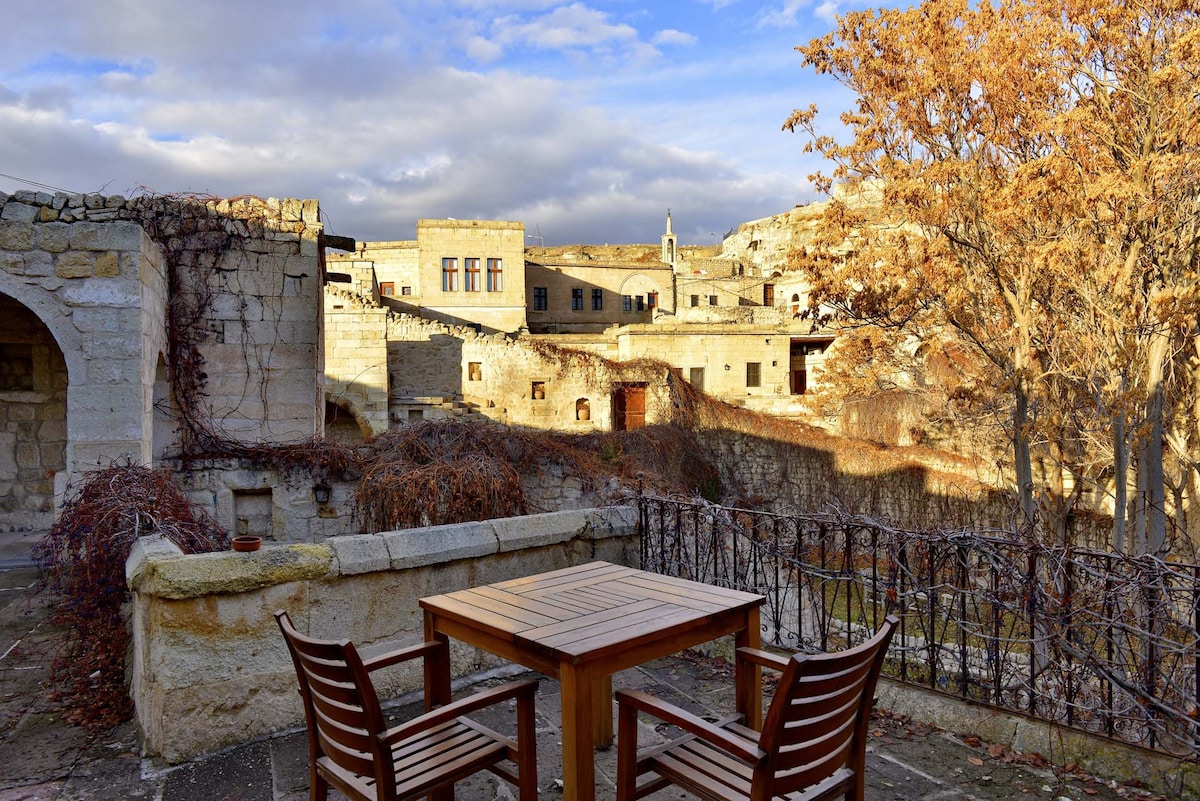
[32,463,227,730]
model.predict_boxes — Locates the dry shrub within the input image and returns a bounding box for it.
[357,455,525,531]
[32,464,227,730]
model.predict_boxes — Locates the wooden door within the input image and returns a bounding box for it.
[613,384,646,431]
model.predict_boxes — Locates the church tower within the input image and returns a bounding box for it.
[661,209,677,266]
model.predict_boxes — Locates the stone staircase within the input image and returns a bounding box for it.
[391,395,486,423]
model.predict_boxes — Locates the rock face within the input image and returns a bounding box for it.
[720,182,884,277]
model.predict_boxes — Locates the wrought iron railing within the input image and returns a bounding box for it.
[636,494,1200,758]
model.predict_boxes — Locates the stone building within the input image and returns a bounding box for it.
[332,219,527,334]
[0,190,329,532]
[324,210,838,431]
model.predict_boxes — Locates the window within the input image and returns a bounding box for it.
[379,282,395,296]
[591,288,603,310]
[689,367,705,390]
[464,258,480,291]
[746,362,761,388]
[708,295,718,306]
[622,295,632,312]
[571,287,584,311]
[441,258,458,291]
[0,344,33,391]
[647,291,658,309]
[533,287,548,311]
[487,258,503,291]
[636,296,645,312]
[690,294,699,307]
[401,286,412,296]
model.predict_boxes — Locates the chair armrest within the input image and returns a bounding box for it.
[361,640,444,672]
[615,688,765,764]
[380,679,539,745]
[736,647,790,672]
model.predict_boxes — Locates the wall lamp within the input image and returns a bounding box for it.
[313,481,332,505]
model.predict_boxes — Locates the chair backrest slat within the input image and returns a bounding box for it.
[755,616,898,799]
[276,611,394,796]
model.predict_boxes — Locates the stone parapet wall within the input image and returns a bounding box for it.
[127,506,638,762]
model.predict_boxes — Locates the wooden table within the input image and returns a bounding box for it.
[419,561,765,801]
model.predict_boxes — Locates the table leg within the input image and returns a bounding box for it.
[593,673,614,748]
[735,607,763,730]
[560,663,596,801]
[422,612,454,801]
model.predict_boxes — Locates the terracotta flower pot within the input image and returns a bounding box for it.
[231,536,262,552]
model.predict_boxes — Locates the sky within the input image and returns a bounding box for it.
[0,1,873,247]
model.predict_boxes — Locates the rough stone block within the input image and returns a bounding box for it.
[56,250,92,278]
[0,221,35,250]
[383,522,498,569]
[93,251,120,277]
[329,534,391,575]
[36,221,69,253]
[131,543,333,599]
[1,202,39,222]
[70,221,144,251]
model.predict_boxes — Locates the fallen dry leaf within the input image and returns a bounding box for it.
[968,756,985,767]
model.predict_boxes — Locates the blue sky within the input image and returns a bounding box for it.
[0,1,871,246]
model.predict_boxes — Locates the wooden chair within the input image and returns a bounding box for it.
[616,615,898,801]
[275,610,539,801]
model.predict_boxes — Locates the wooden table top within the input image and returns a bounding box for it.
[420,561,764,665]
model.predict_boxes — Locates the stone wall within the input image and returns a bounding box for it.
[385,310,672,431]
[126,506,638,762]
[0,190,167,528]
[323,286,389,435]
[0,190,324,532]
[700,427,1012,528]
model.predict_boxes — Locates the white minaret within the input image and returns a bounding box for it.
[661,209,677,266]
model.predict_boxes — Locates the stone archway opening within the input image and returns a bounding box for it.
[0,293,67,529]
[324,399,370,444]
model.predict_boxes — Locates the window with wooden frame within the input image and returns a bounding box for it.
[746,362,761,388]
[487,258,503,291]
[464,258,481,291]
[533,287,548,311]
[379,282,395,296]
[442,258,458,291]
[571,287,584,311]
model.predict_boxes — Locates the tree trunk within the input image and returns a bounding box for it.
[1141,331,1170,556]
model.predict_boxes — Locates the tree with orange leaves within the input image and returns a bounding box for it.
[786,0,1200,553]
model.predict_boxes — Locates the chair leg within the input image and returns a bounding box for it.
[516,686,539,801]
[309,769,329,801]
[616,701,638,801]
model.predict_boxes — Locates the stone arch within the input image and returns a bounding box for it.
[0,289,70,529]
[1,266,149,492]
[324,396,372,443]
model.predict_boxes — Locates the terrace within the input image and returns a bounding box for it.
[0,500,1190,800]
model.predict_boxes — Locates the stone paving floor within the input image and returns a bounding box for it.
[0,534,1171,801]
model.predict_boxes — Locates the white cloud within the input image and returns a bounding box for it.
[652,29,698,46]
[0,1,827,245]
[757,0,815,28]
[488,4,640,53]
